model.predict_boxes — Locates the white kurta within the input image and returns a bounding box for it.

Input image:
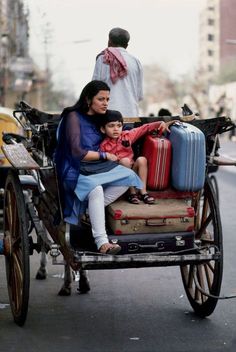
[92,47,143,117]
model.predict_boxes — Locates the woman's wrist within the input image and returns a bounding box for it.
[99,151,107,160]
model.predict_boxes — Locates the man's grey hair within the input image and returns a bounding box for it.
[109,27,130,48]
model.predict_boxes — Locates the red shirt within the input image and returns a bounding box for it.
[100,121,162,162]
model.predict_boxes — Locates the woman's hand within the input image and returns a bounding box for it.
[106,152,118,161]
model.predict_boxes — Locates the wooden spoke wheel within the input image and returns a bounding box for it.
[180,177,223,317]
[4,170,30,326]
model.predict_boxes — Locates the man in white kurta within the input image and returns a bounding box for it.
[92,28,143,117]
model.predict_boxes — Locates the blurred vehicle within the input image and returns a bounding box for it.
[0,106,24,203]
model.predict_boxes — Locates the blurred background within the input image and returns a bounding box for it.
[0,0,236,121]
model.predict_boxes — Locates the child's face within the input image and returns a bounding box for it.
[101,121,123,139]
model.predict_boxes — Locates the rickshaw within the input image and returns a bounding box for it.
[0,101,235,326]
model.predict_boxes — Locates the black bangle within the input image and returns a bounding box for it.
[99,151,107,160]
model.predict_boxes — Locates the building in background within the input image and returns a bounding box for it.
[199,0,236,84]
[0,0,29,106]
[0,0,45,108]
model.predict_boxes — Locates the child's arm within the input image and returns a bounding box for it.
[127,121,163,144]
[127,120,177,144]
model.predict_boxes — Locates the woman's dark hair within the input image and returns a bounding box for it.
[61,80,110,116]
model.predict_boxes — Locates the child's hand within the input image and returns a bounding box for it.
[157,121,168,135]
[106,152,118,161]
[158,120,179,134]
[165,120,179,132]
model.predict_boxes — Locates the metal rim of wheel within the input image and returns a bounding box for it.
[4,170,30,326]
[180,176,223,317]
[209,174,220,203]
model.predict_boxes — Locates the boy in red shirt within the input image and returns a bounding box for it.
[99,110,172,204]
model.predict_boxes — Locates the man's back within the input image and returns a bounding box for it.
[92,28,143,117]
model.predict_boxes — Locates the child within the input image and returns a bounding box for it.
[99,110,172,204]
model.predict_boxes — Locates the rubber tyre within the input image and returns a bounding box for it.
[180,177,223,317]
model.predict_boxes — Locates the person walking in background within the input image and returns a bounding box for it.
[92,27,143,117]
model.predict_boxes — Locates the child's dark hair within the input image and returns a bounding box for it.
[100,109,123,127]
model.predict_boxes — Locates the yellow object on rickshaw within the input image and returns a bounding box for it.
[0,107,24,193]
[0,107,24,168]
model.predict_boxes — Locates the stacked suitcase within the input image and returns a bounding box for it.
[142,134,171,190]
[106,197,195,235]
[106,197,195,254]
[168,122,206,191]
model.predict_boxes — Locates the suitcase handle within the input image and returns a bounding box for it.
[146,219,167,226]
[149,130,162,138]
[138,242,165,250]
[127,242,166,252]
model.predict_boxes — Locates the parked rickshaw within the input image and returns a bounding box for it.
[0,101,235,326]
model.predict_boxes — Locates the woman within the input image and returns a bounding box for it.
[54,80,144,254]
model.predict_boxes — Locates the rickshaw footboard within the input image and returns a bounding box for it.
[54,251,221,270]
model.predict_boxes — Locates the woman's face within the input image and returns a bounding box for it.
[87,90,110,115]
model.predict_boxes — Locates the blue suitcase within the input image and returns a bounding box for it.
[168,123,206,191]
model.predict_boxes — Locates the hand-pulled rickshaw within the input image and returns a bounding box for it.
[0,101,235,326]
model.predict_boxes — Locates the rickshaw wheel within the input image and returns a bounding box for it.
[180,177,223,317]
[4,170,30,326]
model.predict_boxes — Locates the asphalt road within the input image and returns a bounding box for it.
[0,143,236,352]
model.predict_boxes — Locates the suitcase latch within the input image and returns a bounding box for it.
[180,217,189,223]
[175,235,185,246]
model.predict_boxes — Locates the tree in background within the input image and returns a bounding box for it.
[215,59,236,85]
[141,60,236,119]
[141,64,178,115]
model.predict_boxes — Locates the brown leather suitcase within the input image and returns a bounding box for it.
[106,198,195,235]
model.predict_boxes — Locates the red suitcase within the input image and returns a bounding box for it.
[142,134,171,190]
